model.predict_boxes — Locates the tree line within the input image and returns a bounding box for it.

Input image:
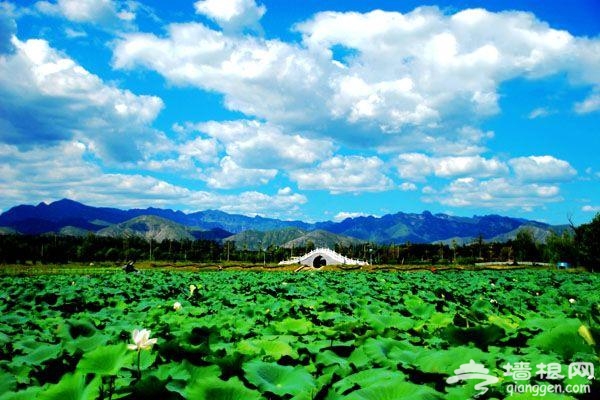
[0,213,598,269]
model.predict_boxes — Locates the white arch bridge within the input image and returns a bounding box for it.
[279,248,368,268]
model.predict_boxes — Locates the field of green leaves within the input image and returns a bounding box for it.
[0,269,598,399]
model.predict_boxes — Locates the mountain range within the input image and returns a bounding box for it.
[0,198,568,246]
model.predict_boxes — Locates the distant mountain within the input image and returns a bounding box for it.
[280,230,364,249]
[224,227,364,250]
[314,211,555,244]
[0,198,308,235]
[0,198,567,244]
[97,215,195,242]
[224,227,307,250]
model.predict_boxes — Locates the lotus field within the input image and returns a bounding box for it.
[0,269,599,399]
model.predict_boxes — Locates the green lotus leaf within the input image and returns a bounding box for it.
[0,386,43,400]
[425,312,454,331]
[0,371,16,394]
[243,360,315,396]
[152,361,192,381]
[315,350,352,377]
[362,337,418,368]
[344,380,443,400]
[0,331,10,346]
[238,338,297,360]
[65,333,110,354]
[185,377,261,400]
[528,319,593,360]
[363,313,414,334]
[332,368,406,395]
[186,364,222,382]
[414,346,492,375]
[12,343,62,366]
[37,373,100,400]
[273,318,314,335]
[347,346,371,369]
[76,344,128,376]
[444,384,481,400]
[404,295,436,319]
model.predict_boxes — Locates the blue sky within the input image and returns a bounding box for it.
[0,0,599,224]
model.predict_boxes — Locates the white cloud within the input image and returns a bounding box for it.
[113,7,600,156]
[332,211,373,222]
[296,7,589,130]
[194,0,265,32]
[0,142,306,218]
[0,37,163,162]
[64,27,87,38]
[177,137,220,165]
[206,156,277,189]
[0,2,17,54]
[428,177,561,209]
[400,182,417,191]
[395,153,508,180]
[194,120,334,169]
[528,107,552,119]
[582,205,600,213]
[290,155,395,194]
[509,155,577,182]
[575,90,600,114]
[113,23,331,128]
[35,0,137,28]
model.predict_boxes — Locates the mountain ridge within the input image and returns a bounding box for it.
[0,198,568,244]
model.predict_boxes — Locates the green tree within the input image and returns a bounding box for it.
[575,213,600,270]
[513,229,539,261]
[545,230,576,264]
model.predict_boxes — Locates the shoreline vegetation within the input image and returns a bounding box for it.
[0,260,590,276]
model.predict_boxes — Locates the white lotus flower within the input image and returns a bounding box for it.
[569,298,576,304]
[173,301,182,311]
[128,329,157,351]
[189,284,197,296]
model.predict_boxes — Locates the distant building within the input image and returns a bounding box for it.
[279,248,368,267]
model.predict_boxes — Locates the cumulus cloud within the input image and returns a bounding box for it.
[194,0,265,33]
[206,156,277,189]
[113,6,600,157]
[295,7,594,130]
[290,155,395,194]
[395,153,508,181]
[426,177,561,210]
[193,120,334,169]
[35,0,137,29]
[0,37,163,162]
[509,155,577,182]
[113,23,332,129]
